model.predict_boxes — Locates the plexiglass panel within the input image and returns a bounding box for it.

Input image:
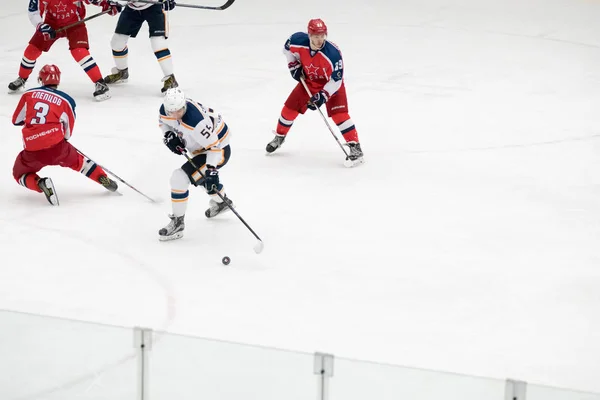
[331,357,506,400]
[528,384,600,400]
[0,310,136,400]
[149,331,316,400]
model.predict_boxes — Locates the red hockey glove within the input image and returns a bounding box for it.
[102,0,123,16]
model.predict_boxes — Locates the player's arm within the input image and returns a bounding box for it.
[283,33,305,81]
[12,95,28,126]
[322,50,344,98]
[60,106,76,140]
[158,105,175,134]
[27,0,43,28]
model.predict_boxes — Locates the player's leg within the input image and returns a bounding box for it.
[326,83,363,161]
[13,149,59,205]
[59,142,118,191]
[66,25,110,101]
[105,7,144,84]
[8,32,53,92]
[266,83,310,153]
[158,167,192,240]
[146,5,177,93]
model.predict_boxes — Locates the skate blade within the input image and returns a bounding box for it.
[94,92,112,102]
[344,158,365,168]
[158,231,184,241]
[7,88,25,95]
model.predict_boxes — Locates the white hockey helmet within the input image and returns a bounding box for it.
[163,88,186,113]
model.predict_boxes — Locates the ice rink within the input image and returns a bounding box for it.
[1,0,600,396]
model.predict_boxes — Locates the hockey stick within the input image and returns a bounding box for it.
[299,76,351,160]
[183,152,264,254]
[56,9,112,33]
[73,146,158,203]
[121,0,236,10]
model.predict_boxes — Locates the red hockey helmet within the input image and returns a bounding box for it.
[38,64,61,86]
[307,19,327,35]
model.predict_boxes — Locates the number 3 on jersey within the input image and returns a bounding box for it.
[31,101,50,124]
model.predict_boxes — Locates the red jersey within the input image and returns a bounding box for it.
[27,0,101,28]
[12,86,77,151]
[284,32,344,97]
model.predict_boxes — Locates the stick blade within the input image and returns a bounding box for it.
[253,240,264,254]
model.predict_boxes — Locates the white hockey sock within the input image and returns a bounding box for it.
[151,36,174,77]
[170,169,190,217]
[111,33,130,71]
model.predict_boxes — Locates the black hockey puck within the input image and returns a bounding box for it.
[222,256,231,265]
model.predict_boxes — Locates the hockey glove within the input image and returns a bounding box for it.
[204,166,220,194]
[288,61,303,82]
[101,0,123,16]
[307,91,328,110]
[164,131,185,155]
[162,0,176,11]
[38,23,56,40]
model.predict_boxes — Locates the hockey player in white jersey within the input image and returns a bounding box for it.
[158,88,233,241]
[104,0,179,93]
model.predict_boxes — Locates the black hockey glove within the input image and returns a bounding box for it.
[307,91,328,110]
[162,0,176,11]
[164,131,185,155]
[38,23,56,40]
[288,61,303,82]
[204,166,220,194]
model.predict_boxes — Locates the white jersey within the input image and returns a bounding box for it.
[159,99,231,167]
[127,2,155,11]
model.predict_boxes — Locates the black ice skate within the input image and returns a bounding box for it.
[158,214,185,241]
[99,175,118,192]
[93,79,111,101]
[205,196,234,218]
[344,142,365,168]
[8,77,27,92]
[161,74,178,93]
[38,177,59,206]
[265,134,286,153]
[104,67,129,84]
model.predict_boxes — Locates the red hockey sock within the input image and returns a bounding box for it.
[276,106,299,135]
[18,45,42,80]
[17,173,43,193]
[70,48,103,83]
[70,153,107,184]
[332,113,359,143]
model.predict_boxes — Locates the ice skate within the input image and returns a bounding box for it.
[38,177,59,206]
[205,196,234,218]
[158,214,185,241]
[93,79,111,101]
[104,67,129,85]
[161,74,178,93]
[265,134,286,153]
[8,77,27,93]
[99,175,118,192]
[344,142,365,168]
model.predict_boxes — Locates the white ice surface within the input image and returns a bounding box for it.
[1,0,600,394]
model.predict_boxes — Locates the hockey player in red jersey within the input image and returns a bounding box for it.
[7,0,122,101]
[12,64,118,205]
[266,19,364,165]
